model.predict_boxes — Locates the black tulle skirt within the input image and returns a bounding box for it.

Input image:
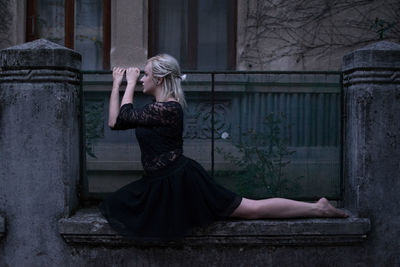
[98,154,243,242]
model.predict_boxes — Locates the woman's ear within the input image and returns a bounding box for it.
[157,77,163,85]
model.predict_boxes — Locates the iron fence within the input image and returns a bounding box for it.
[79,70,344,205]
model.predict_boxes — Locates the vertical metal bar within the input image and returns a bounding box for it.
[187,0,198,69]
[339,72,345,207]
[25,0,37,42]
[102,0,111,70]
[226,0,237,70]
[79,71,89,204]
[211,72,215,178]
[65,0,75,49]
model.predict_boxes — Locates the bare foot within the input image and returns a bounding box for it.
[315,197,349,218]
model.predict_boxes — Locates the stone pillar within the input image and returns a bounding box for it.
[110,0,148,68]
[0,39,81,265]
[342,41,400,264]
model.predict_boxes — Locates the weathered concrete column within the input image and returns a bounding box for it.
[0,39,81,266]
[343,41,400,264]
[111,0,148,68]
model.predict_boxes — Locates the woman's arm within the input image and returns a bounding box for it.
[121,67,140,106]
[108,67,125,128]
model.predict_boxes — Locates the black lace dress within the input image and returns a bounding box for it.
[98,100,242,241]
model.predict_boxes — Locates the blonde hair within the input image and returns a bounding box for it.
[146,54,187,109]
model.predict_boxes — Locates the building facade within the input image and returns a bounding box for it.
[1,0,399,201]
[1,0,399,71]
[1,1,400,266]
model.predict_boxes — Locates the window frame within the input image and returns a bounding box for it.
[25,0,111,70]
[148,0,237,70]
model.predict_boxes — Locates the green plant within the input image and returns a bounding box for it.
[84,101,104,159]
[370,17,397,40]
[215,112,302,197]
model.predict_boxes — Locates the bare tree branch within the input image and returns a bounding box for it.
[239,0,400,69]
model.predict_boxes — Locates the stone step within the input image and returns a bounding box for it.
[58,208,370,247]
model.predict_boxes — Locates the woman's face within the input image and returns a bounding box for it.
[140,63,157,95]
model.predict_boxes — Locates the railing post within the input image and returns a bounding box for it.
[211,72,215,178]
[0,39,82,265]
[79,70,89,202]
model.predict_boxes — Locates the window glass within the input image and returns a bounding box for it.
[156,0,187,65]
[197,0,227,70]
[152,0,230,70]
[75,0,103,70]
[37,0,65,46]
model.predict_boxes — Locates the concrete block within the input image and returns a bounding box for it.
[58,208,370,247]
[342,40,400,265]
[0,38,82,266]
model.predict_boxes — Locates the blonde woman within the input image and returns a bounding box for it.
[98,54,348,242]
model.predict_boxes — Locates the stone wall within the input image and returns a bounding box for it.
[342,40,400,265]
[0,39,82,266]
[237,0,400,71]
[110,0,148,69]
[0,34,399,267]
[2,0,400,72]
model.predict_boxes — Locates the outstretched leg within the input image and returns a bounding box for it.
[229,197,348,219]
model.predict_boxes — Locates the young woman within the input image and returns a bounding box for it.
[98,54,348,242]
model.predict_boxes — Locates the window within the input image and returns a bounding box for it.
[26,0,111,70]
[148,0,237,70]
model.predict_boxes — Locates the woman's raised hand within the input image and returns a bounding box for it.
[112,67,125,87]
[126,67,140,84]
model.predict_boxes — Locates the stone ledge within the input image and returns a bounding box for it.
[58,208,370,247]
[0,215,5,239]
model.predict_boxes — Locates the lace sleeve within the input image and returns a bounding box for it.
[110,102,180,130]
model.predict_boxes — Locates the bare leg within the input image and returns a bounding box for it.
[230,197,348,219]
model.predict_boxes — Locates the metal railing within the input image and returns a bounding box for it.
[79,70,344,204]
